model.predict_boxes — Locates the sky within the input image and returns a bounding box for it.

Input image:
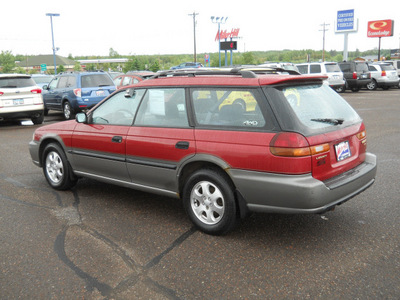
[1,0,399,58]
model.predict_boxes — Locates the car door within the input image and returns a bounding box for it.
[126,88,195,193]
[70,89,142,182]
[42,76,61,109]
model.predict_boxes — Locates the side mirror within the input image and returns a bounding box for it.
[76,113,87,123]
[42,85,48,90]
[125,88,136,98]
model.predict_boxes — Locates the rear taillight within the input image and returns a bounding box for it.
[352,72,357,79]
[270,132,329,157]
[73,88,81,97]
[0,91,3,96]
[31,88,42,94]
[381,70,386,77]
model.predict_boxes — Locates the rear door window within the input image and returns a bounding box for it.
[310,64,321,73]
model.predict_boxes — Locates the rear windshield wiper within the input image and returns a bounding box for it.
[311,118,344,125]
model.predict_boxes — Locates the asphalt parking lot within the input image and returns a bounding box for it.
[1,89,399,299]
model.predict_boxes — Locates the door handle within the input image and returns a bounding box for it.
[112,136,123,143]
[175,141,189,149]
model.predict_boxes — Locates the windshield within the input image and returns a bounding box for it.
[282,84,361,130]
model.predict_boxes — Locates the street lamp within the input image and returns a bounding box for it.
[211,16,228,67]
[46,13,60,74]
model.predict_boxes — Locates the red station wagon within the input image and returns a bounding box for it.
[29,68,377,235]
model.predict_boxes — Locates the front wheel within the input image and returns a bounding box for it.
[42,143,77,190]
[182,169,238,235]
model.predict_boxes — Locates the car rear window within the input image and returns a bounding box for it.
[379,64,395,71]
[0,77,36,88]
[81,74,114,88]
[325,63,341,72]
[281,84,361,130]
[356,63,368,72]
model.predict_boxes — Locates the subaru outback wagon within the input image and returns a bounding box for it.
[29,68,377,235]
[42,71,116,120]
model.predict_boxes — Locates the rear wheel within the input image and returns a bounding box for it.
[63,101,74,120]
[42,143,77,190]
[182,169,238,235]
[31,113,44,124]
[366,79,377,90]
[335,85,345,93]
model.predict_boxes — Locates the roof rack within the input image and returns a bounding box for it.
[151,67,300,79]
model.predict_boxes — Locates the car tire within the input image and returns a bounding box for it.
[63,101,74,120]
[351,87,360,92]
[182,168,238,235]
[335,85,345,93]
[366,79,377,91]
[42,143,77,190]
[44,108,49,116]
[31,113,44,125]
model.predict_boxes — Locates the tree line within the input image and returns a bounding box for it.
[0,48,395,74]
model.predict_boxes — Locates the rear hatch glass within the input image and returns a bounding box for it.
[325,63,341,73]
[0,77,36,89]
[80,74,115,102]
[266,84,365,181]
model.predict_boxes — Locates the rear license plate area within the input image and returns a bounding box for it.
[335,141,351,161]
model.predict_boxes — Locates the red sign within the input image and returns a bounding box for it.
[215,28,240,41]
[367,20,394,38]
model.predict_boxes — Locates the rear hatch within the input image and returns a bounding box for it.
[79,74,116,107]
[324,63,344,85]
[269,83,367,181]
[355,62,371,80]
[0,76,43,112]
[380,64,398,80]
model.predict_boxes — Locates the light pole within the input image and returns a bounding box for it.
[211,16,228,67]
[46,13,60,74]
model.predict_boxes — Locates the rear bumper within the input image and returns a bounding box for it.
[0,108,44,120]
[229,152,377,214]
[376,79,400,87]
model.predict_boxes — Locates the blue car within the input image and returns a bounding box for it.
[42,71,116,119]
[170,62,203,70]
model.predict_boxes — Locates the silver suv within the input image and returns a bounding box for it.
[296,62,345,93]
[0,74,44,124]
[367,63,400,90]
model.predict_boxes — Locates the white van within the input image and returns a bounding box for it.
[296,62,346,93]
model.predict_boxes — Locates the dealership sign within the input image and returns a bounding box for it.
[367,20,394,38]
[336,9,357,32]
[215,28,240,41]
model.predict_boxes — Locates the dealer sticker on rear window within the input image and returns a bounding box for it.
[335,141,351,161]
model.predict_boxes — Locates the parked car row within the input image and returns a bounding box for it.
[296,60,400,92]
